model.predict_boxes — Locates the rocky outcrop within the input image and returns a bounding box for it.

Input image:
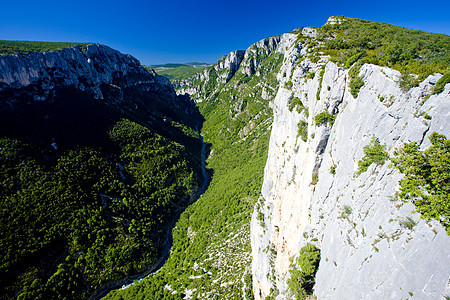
[175,34,294,101]
[251,34,450,299]
[0,44,200,126]
[215,50,246,80]
[0,44,175,99]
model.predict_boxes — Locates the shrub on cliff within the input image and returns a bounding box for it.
[433,71,450,95]
[392,132,450,235]
[357,136,388,175]
[348,61,365,98]
[314,111,336,126]
[287,243,321,300]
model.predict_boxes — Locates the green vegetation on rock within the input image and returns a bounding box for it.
[348,61,365,98]
[287,243,320,300]
[316,65,326,100]
[357,136,389,175]
[314,111,336,126]
[392,132,450,235]
[288,93,308,116]
[297,121,308,142]
[0,40,89,55]
[433,71,450,95]
[318,17,450,81]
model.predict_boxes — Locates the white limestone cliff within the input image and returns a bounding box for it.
[175,34,293,101]
[0,44,175,101]
[251,37,450,299]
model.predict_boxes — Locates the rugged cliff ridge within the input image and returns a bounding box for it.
[251,22,450,300]
[0,43,202,148]
[0,43,200,118]
[175,35,290,101]
[0,44,173,98]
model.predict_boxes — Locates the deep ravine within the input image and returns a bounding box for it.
[91,132,210,300]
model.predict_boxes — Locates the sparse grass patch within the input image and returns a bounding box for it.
[329,164,337,174]
[340,205,352,218]
[399,217,418,230]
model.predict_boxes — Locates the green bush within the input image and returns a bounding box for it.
[329,164,337,174]
[392,132,450,235]
[287,243,320,300]
[314,111,336,126]
[344,50,365,68]
[340,205,352,218]
[306,71,315,79]
[357,136,389,175]
[297,121,308,142]
[285,80,293,89]
[348,62,365,98]
[288,94,307,116]
[433,71,450,94]
[311,173,319,185]
[349,76,364,97]
[316,65,326,100]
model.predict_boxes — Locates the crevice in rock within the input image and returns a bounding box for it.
[419,125,431,146]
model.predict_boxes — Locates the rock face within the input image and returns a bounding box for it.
[251,36,450,299]
[1,45,171,96]
[175,34,293,101]
[0,44,199,116]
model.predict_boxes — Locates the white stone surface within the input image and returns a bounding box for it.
[0,44,174,100]
[251,44,450,300]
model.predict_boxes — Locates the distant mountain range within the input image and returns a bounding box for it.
[145,62,210,81]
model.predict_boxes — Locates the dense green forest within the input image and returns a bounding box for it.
[0,70,203,299]
[0,118,200,299]
[0,40,89,55]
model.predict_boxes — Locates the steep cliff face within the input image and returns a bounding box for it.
[251,29,450,299]
[0,43,202,149]
[0,44,200,121]
[0,44,172,97]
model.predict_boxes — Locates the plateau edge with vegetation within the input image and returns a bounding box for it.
[0,15,449,300]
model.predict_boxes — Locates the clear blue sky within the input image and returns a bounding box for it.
[1,0,449,65]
